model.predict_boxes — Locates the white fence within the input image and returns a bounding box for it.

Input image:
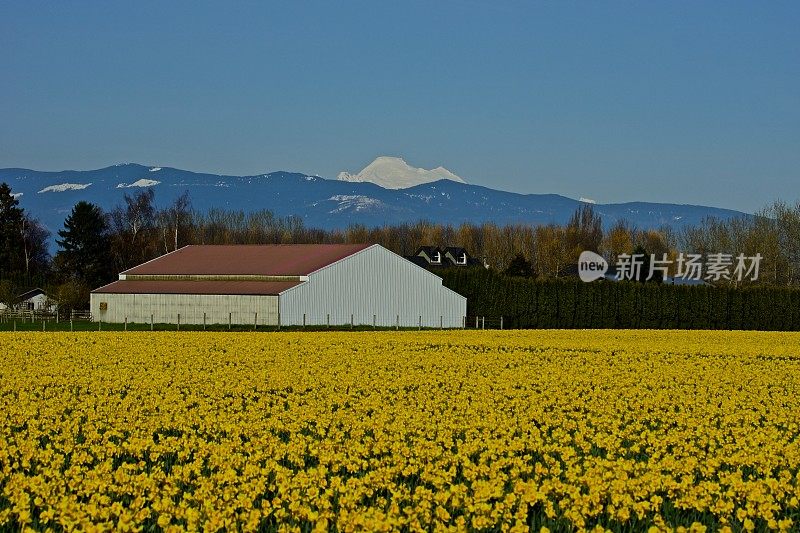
[91,313,505,330]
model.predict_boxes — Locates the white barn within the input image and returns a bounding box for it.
[91,244,467,328]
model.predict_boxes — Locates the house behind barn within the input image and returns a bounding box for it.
[0,288,57,313]
[91,244,467,328]
[406,246,484,269]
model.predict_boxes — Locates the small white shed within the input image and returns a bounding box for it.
[4,288,58,313]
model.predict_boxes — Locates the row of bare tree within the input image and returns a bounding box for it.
[107,190,800,287]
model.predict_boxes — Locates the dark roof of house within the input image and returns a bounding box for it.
[122,244,373,276]
[18,288,48,300]
[93,280,302,296]
[414,246,440,257]
[443,247,468,255]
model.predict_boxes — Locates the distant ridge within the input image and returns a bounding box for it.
[0,163,749,252]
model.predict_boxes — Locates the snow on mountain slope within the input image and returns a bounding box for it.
[117,178,161,188]
[38,183,93,193]
[326,194,386,213]
[338,156,467,189]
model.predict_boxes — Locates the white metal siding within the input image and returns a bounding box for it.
[90,293,278,325]
[279,245,466,328]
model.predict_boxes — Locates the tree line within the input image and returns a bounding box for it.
[441,268,800,331]
[1,182,799,313]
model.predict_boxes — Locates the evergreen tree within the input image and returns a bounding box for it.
[55,202,114,289]
[0,183,25,277]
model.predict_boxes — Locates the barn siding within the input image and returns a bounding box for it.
[90,293,278,325]
[279,245,466,328]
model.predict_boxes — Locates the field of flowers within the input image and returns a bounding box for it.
[1,330,800,532]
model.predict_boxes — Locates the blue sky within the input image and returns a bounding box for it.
[1,1,798,213]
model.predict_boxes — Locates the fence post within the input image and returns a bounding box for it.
[462,316,466,329]
[124,317,127,332]
[70,319,73,332]
[254,312,258,331]
[177,313,180,331]
[13,321,16,332]
[327,313,330,329]
[229,312,232,330]
[303,313,306,329]
[373,314,376,329]
[440,316,443,330]
[475,316,479,329]
[418,315,421,330]
[277,312,281,331]
[98,319,102,331]
[42,320,45,332]
[203,312,206,331]
[396,315,399,330]
[500,316,503,330]
[482,316,485,330]
[350,314,354,329]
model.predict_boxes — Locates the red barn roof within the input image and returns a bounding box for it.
[93,244,373,295]
[122,244,372,276]
[93,280,301,296]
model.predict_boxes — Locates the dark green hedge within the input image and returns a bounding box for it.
[440,269,800,330]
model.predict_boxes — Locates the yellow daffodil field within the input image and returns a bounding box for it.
[2,330,800,532]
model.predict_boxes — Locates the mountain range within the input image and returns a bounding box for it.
[1,158,748,250]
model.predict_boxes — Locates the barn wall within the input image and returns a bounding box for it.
[90,293,278,325]
[279,245,467,328]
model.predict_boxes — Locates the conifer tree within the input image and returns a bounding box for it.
[55,201,114,289]
[0,183,25,277]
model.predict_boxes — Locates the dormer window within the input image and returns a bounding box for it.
[431,251,441,264]
[458,252,467,265]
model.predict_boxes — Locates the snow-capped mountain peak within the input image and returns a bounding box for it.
[337,156,467,189]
